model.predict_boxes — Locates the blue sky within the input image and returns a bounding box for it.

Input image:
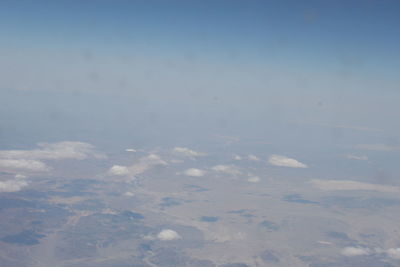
[0,0,399,149]
[1,1,399,59]
[2,0,399,82]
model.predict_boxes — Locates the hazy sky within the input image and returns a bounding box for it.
[0,0,399,149]
[2,3,400,267]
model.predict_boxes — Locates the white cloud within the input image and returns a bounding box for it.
[387,248,400,259]
[15,174,27,179]
[0,141,106,160]
[157,229,181,241]
[247,176,260,183]
[125,148,137,152]
[172,147,205,158]
[184,168,205,177]
[232,154,261,161]
[345,154,368,160]
[247,154,261,161]
[339,246,400,259]
[147,154,165,162]
[107,154,167,180]
[211,165,242,175]
[356,144,400,151]
[268,155,308,168]
[317,241,333,245]
[128,154,168,176]
[233,155,242,160]
[310,179,400,193]
[341,247,370,257]
[0,159,50,172]
[0,179,29,192]
[0,141,105,175]
[123,191,135,197]
[108,165,130,176]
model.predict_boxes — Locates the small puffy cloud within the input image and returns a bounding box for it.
[109,165,130,176]
[107,154,167,180]
[356,144,400,151]
[123,191,135,197]
[248,154,261,161]
[310,179,400,193]
[125,148,137,152]
[268,155,308,168]
[211,165,242,175]
[387,248,400,259]
[146,154,168,164]
[0,141,105,160]
[233,155,242,160]
[172,147,205,158]
[184,168,205,177]
[247,176,260,183]
[317,241,333,245]
[345,154,368,160]
[341,246,400,259]
[0,159,50,172]
[0,179,28,192]
[146,154,158,160]
[15,174,27,179]
[157,229,181,241]
[0,142,105,175]
[341,247,370,257]
[128,154,168,176]
[340,246,400,259]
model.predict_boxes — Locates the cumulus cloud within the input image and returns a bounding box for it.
[0,141,106,160]
[172,147,205,158]
[387,248,400,259]
[157,229,181,241]
[0,159,50,172]
[108,165,130,176]
[310,179,400,193]
[340,246,400,259]
[233,155,242,160]
[317,241,333,245]
[128,154,167,176]
[345,154,368,160]
[147,154,166,162]
[123,191,135,197]
[247,176,260,183]
[1,143,105,192]
[0,141,105,174]
[211,165,242,175]
[107,154,168,181]
[247,154,261,161]
[356,144,400,151]
[341,247,370,257]
[233,154,261,161]
[15,174,27,179]
[0,179,29,192]
[184,168,205,177]
[268,155,308,168]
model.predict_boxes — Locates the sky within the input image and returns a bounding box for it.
[0,0,399,150]
[1,3,400,265]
